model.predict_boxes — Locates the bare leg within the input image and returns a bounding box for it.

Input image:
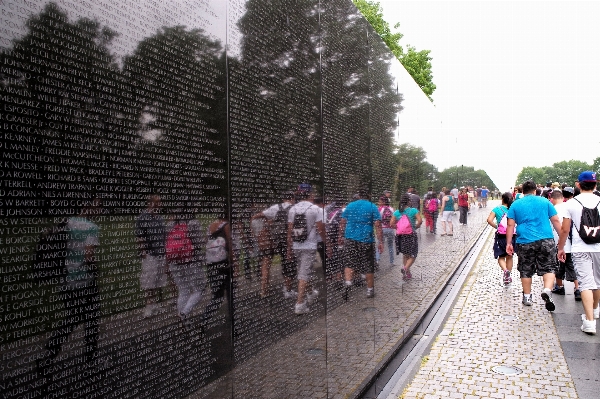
[506,255,513,271]
[261,257,271,296]
[365,273,374,289]
[447,221,453,234]
[497,257,507,271]
[542,273,555,290]
[404,255,416,271]
[441,221,446,234]
[521,277,532,295]
[297,279,307,305]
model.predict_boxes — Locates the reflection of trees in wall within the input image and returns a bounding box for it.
[123,26,227,211]
[1,3,227,215]
[233,0,321,202]
[1,3,122,214]
[320,0,401,202]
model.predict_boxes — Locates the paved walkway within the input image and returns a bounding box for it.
[397,229,600,399]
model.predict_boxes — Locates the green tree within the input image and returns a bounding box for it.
[515,160,593,186]
[353,0,436,101]
[393,144,437,199]
[592,157,600,173]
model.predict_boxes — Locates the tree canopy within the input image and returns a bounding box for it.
[515,159,599,186]
[392,144,497,199]
[353,0,436,101]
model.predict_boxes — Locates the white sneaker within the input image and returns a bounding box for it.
[594,306,599,319]
[306,290,319,304]
[581,315,596,335]
[283,289,298,299]
[294,302,309,315]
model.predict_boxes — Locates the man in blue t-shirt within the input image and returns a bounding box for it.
[506,180,563,311]
[480,186,489,207]
[338,190,383,300]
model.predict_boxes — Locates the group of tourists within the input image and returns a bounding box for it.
[486,172,600,335]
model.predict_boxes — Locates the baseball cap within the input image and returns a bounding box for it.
[297,183,312,192]
[578,171,597,182]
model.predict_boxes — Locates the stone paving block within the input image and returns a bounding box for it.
[398,231,580,399]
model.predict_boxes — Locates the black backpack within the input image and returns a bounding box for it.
[573,198,600,244]
[271,204,290,246]
[292,207,312,243]
[32,221,69,284]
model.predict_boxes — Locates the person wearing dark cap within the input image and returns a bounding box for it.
[558,171,600,334]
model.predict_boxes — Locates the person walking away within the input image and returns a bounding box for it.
[136,194,168,318]
[390,194,422,280]
[549,189,581,301]
[558,171,600,334]
[440,190,454,236]
[378,196,395,264]
[481,186,489,207]
[287,186,326,314]
[338,189,383,300]
[202,213,235,327]
[166,209,206,328]
[252,192,297,299]
[506,180,563,311]
[458,188,469,225]
[487,192,515,286]
[423,193,435,233]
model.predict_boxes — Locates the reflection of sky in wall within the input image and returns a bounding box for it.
[0,0,228,60]
[1,0,439,164]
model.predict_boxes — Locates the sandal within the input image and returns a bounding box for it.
[448,233,453,236]
[440,233,447,236]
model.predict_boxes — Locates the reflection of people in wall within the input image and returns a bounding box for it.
[37,196,103,376]
[166,208,205,329]
[136,194,168,318]
[202,212,235,328]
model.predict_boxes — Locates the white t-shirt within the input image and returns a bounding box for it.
[262,202,291,220]
[288,201,323,250]
[553,202,571,253]
[563,193,600,253]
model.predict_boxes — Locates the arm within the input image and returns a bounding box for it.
[374,220,383,253]
[487,211,497,228]
[287,222,293,260]
[506,219,516,255]
[557,217,571,262]
[415,212,422,229]
[440,197,447,212]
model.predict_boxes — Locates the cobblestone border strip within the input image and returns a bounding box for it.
[350,225,492,399]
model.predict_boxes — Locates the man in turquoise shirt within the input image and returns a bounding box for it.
[506,180,563,311]
[339,190,383,299]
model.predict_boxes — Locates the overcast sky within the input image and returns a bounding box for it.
[379,1,600,191]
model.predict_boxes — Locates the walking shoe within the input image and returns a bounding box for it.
[541,291,556,311]
[294,302,310,315]
[400,267,406,276]
[503,270,512,285]
[594,306,599,319]
[581,315,596,335]
[574,289,582,301]
[551,285,565,295]
[306,289,319,304]
[283,288,298,299]
[522,294,533,306]
[366,288,375,298]
[403,271,412,281]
